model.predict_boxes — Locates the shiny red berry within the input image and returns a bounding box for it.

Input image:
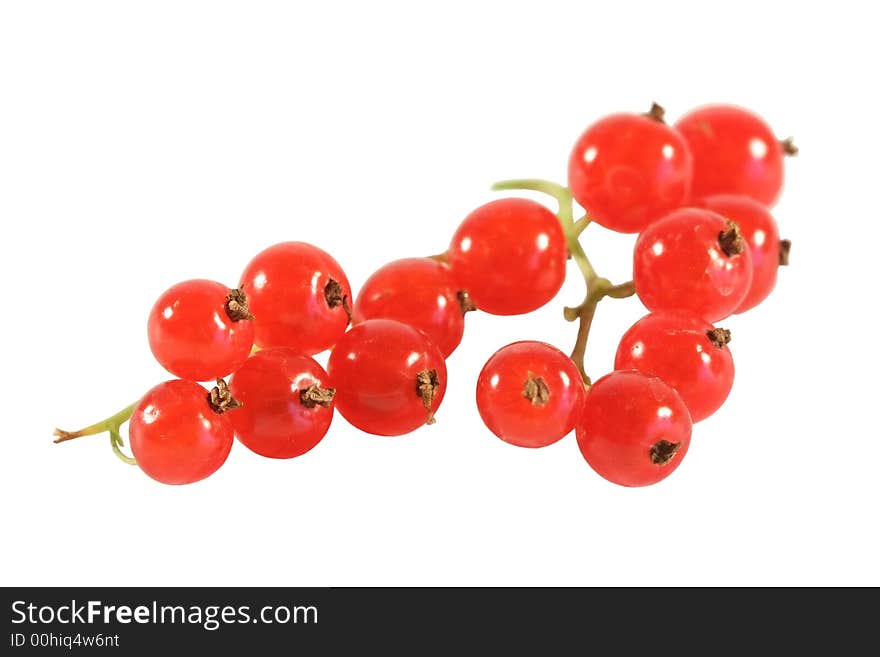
[567,108,693,233]
[697,194,786,313]
[676,104,791,207]
[576,371,691,487]
[327,319,447,436]
[476,341,585,448]
[614,311,734,422]
[240,242,351,354]
[352,258,468,358]
[147,279,254,382]
[129,379,235,485]
[633,207,753,323]
[229,348,335,459]
[447,198,567,315]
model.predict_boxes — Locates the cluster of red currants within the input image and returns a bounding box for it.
[55,103,794,488]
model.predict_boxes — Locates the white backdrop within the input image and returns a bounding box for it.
[2,1,877,586]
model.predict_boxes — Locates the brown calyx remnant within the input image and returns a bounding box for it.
[300,384,336,408]
[416,369,440,425]
[457,290,477,314]
[53,429,80,443]
[522,373,550,406]
[650,440,681,466]
[780,138,799,156]
[226,287,254,321]
[718,221,746,256]
[779,239,792,266]
[706,327,732,348]
[644,102,666,123]
[208,379,242,413]
[324,278,352,322]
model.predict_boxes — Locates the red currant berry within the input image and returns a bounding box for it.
[228,348,335,459]
[240,242,351,354]
[576,371,691,487]
[476,341,585,448]
[567,107,693,233]
[447,198,566,315]
[352,258,469,358]
[697,194,786,313]
[129,379,236,485]
[633,208,753,323]
[147,279,254,382]
[614,311,734,423]
[327,319,446,436]
[676,104,791,207]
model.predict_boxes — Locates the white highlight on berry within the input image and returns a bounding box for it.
[536,233,550,251]
[583,146,598,163]
[652,242,664,257]
[750,137,768,159]
[656,406,672,418]
[141,404,158,425]
[212,312,226,331]
[662,144,675,159]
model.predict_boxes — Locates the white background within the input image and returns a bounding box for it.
[1,1,877,586]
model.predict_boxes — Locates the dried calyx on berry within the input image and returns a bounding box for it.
[718,221,746,256]
[650,440,681,466]
[706,327,732,348]
[208,379,242,413]
[225,287,254,321]
[779,239,792,266]
[324,278,352,320]
[300,384,336,408]
[457,289,477,314]
[417,369,440,425]
[522,373,550,406]
[643,102,666,123]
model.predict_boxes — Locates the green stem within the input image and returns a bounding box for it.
[568,299,598,386]
[491,178,635,384]
[109,427,137,466]
[492,179,573,224]
[605,280,636,299]
[54,402,138,466]
[573,214,591,235]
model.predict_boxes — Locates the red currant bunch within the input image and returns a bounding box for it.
[55,102,794,488]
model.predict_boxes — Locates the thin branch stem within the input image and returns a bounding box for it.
[573,214,591,235]
[109,427,137,465]
[54,401,138,466]
[569,301,598,385]
[53,403,137,443]
[604,280,636,299]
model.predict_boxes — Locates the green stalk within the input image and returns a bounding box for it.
[54,402,138,465]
